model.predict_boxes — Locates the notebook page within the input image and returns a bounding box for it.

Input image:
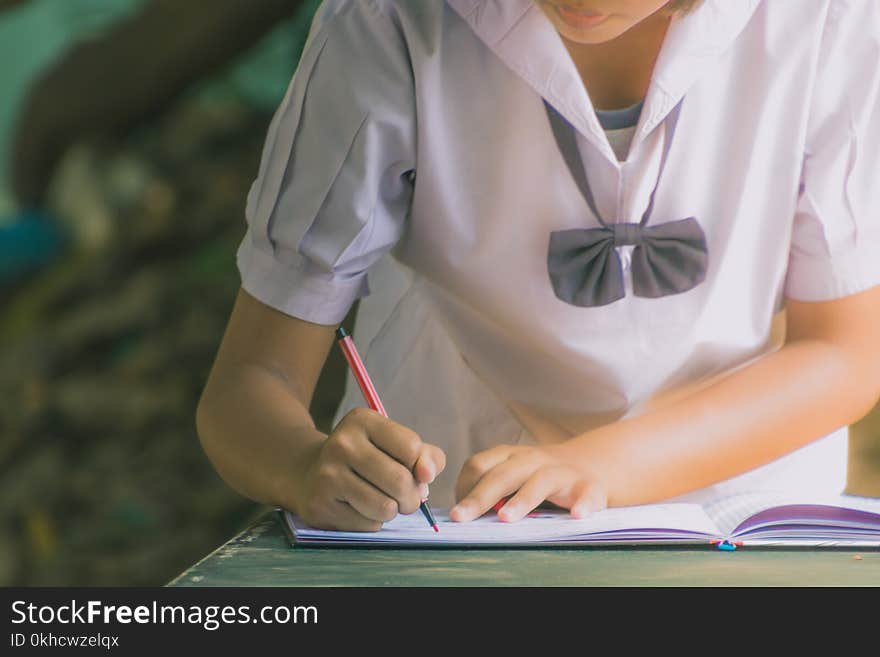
[704,492,880,539]
[704,492,797,537]
[285,503,720,546]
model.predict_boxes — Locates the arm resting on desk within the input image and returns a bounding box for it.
[452,285,880,521]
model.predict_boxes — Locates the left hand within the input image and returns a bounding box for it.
[450,444,608,522]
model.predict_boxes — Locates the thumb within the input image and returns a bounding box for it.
[413,444,446,484]
[569,482,608,519]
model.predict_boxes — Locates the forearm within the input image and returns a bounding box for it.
[196,363,325,512]
[564,339,880,507]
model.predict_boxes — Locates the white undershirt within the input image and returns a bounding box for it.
[604,124,639,162]
[595,99,644,162]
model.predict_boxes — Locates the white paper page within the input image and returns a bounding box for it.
[285,504,720,546]
[704,492,800,538]
[705,492,880,539]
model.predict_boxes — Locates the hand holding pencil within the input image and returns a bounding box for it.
[335,327,440,531]
[290,328,446,533]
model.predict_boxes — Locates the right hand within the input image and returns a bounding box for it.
[295,407,446,531]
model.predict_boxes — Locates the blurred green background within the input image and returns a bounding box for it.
[1,0,878,586]
[0,0,342,586]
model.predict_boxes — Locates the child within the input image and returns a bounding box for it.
[196,0,880,531]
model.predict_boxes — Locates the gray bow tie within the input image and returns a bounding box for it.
[545,100,708,308]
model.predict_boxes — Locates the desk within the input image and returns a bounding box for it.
[169,511,880,586]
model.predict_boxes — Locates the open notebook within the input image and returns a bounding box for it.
[283,492,880,548]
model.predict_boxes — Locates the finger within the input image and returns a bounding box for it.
[347,442,423,515]
[453,445,515,503]
[338,468,402,523]
[566,482,608,518]
[302,496,382,533]
[497,467,571,523]
[326,500,384,532]
[413,444,446,484]
[450,457,533,522]
[352,408,424,470]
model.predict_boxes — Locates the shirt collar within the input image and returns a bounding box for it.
[446,0,761,160]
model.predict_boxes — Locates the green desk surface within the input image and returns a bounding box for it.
[168,511,880,587]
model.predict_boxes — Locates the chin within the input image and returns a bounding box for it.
[555,22,628,44]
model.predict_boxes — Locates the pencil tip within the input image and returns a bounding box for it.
[432,524,439,533]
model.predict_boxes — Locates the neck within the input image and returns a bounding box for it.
[561,10,672,110]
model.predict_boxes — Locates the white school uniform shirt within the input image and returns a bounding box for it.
[238,0,880,509]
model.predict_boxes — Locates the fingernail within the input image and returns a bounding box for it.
[419,483,429,499]
[498,505,518,522]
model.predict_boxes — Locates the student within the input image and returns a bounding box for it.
[196,0,880,531]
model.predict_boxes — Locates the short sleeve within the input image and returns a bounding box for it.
[237,0,416,325]
[785,0,880,301]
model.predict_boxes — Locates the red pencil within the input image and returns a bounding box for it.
[335,327,439,532]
